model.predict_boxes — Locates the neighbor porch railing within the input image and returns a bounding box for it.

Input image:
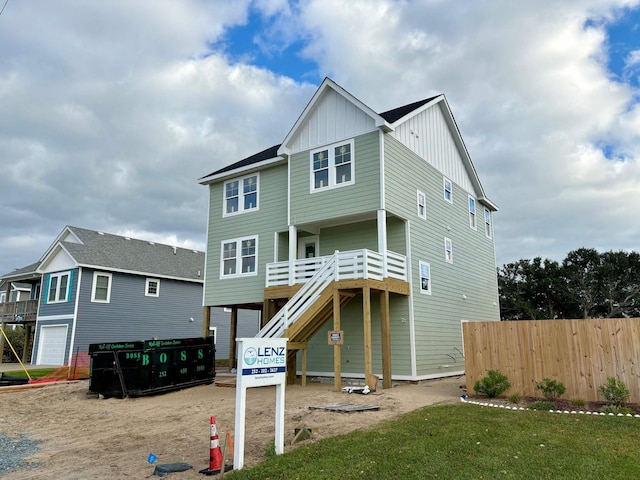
[0,299,39,323]
[259,249,407,339]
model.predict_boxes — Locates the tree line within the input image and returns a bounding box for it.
[498,248,640,320]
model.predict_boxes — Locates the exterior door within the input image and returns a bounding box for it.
[298,236,319,259]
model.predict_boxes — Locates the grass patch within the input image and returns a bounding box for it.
[2,368,56,379]
[226,403,640,479]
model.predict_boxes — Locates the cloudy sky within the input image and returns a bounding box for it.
[1,0,639,276]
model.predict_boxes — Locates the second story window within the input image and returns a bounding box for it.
[443,177,453,203]
[146,278,160,297]
[91,272,112,303]
[310,140,354,192]
[419,261,431,295]
[47,271,71,304]
[417,190,426,219]
[224,174,259,216]
[469,196,477,230]
[221,236,258,278]
[444,237,453,263]
[484,208,492,238]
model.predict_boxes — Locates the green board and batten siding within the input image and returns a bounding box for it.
[289,131,380,225]
[384,134,499,377]
[203,163,288,306]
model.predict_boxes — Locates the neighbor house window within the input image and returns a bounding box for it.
[221,236,258,278]
[91,272,112,303]
[484,208,492,238]
[310,140,354,191]
[444,237,453,263]
[145,278,160,297]
[417,190,426,219]
[468,196,477,230]
[0,292,5,303]
[223,174,259,216]
[47,271,71,304]
[443,177,453,203]
[419,261,431,295]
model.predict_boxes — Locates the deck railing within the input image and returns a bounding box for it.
[0,299,39,323]
[265,249,407,287]
[259,249,407,339]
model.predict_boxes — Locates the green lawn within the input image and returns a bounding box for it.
[227,403,640,479]
[2,367,56,379]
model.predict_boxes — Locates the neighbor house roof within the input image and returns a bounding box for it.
[28,226,205,283]
[0,261,42,282]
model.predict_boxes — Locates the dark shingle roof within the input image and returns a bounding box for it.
[200,144,282,181]
[0,261,41,280]
[379,96,440,123]
[60,227,204,282]
[200,94,441,180]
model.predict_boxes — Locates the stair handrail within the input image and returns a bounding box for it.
[257,251,338,338]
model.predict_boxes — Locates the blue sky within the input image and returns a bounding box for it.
[1,0,640,277]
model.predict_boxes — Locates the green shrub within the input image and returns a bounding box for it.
[508,392,522,404]
[1,326,26,363]
[570,398,586,408]
[600,405,634,415]
[536,378,566,401]
[529,401,554,411]
[598,377,630,408]
[473,370,511,398]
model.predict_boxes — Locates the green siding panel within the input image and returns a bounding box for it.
[291,131,380,225]
[204,164,288,306]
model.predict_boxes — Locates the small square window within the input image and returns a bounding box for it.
[146,278,160,297]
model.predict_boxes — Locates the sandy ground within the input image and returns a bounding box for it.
[1,374,465,479]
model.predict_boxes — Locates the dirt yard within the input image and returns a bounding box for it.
[1,374,464,479]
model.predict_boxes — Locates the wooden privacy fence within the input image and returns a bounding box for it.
[463,318,640,403]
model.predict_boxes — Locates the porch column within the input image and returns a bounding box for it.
[288,225,297,286]
[377,209,388,276]
[228,307,238,372]
[333,287,342,392]
[380,290,392,389]
[22,324,33,363]
[362,285,373,385]
[0,320,5,366]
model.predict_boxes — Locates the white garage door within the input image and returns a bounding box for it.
[37,325,68,365]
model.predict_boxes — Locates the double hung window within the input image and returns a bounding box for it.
[443,177,453,203]
[224,174,259,216]
[311,140,354,191]
[221,236,258,278]
[419,261,431,295]
[91,272,112,303]
[444,237,453,263]
[47,271,71,303]
[484,208,492,238]
[469,196,477,230]
[417,190,426,219]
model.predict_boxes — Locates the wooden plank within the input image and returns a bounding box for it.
[308,402,379,412]
[362,285,372,386]
[333,288,342,392]
[379,290,391,389]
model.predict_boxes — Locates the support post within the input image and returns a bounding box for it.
[380,290,392,389]
[202,306,211,338]
[22,324,32,363]
[333,287,342,392]
[362,284,373,385]
[288,225,297,286]
[228,307,238,372]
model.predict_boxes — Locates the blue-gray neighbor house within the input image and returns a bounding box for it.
[0,226,258,366]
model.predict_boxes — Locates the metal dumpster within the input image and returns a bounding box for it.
[88,336,215,398]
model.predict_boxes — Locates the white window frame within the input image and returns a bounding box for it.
[419,261,432,295]
[444,237,453,264]
[145,278,160,297]
[468,195,477,230]
[91,272,112,303]
[0,292,5,303]
[47,271,71,304]
[417,190,426,219]
[484,208,492,238]
[443,177,453,203]
[223,173,259,217]
[220,235,258,278]
[310,139,355,192]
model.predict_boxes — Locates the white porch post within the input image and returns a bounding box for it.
[377,209,388,276]
[288,225,297,286]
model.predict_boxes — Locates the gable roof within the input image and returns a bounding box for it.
[37,226,205,283]
[198,77,496,209]
[0,261,42,282]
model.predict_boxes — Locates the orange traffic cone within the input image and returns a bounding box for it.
[199,416,223,475]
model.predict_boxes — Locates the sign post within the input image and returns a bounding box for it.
[234,337,287,470]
